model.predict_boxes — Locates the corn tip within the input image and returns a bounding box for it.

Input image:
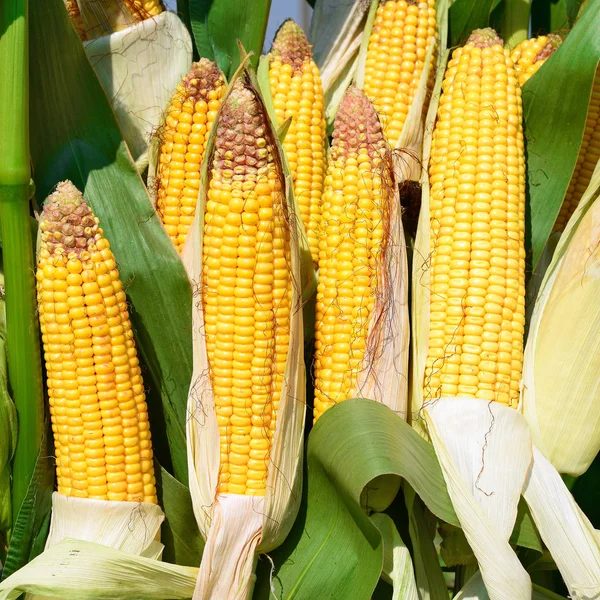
[182,58,226,102]
[270,19,312,69]
[466,28,503,48]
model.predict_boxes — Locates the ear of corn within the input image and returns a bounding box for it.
[362,0,438,149]
[184,66,305,599]
[422,28,526,408]
[510,34,562,86]
[156,59,226,253]
[554,70,600,231]
[37,181,158,504]
[66,0,164,41]
[314,86,408,421]
[268,20,327,266]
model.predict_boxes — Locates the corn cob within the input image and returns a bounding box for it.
[156,60,226,253]
[510,33,562,86]
[268,20,327,266]
[202,78,292,496]
[423,28,526,407]
[554,71,600,231]
[37,181,157,503]
[363,0,438,149]
[68,0,165,40]
[65,0,87,40]
[314,86,393,420]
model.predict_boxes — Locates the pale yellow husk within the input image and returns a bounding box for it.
[180,64,306,599]
[85,10,192,164]
[522,162,600,477]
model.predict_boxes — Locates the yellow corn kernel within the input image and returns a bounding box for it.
[124,0,164,18]
[313,86,392,420]
[554,70,600,231]
[424,28,526,408]
[156,59,226,252]
[203,78,291,496]
[37,181,157,504]
[363,0,438,149]
[511,34,561,86]
[268,20,326,265]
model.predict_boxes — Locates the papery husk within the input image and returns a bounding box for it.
[410,49,449,436]
[351,149,409,417]
[353,0,448,183]
[85,10,192,165]
[181,58,306,599]
[0,539,197,600]
[522,163,600,477]
[25,493,165,600]
[309,0,371,95]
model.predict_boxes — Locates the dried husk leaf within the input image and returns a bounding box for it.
[309,0,370,94]
[522,163,600,477]
[181,61,306,599]
[85,10,192,164]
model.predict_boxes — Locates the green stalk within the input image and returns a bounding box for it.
[0,0,45,525]
[503,0,532,49]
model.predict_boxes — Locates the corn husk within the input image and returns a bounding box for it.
[0,539,197,600]
[84,10,192,165]
[372,513,419,600]
[180,58,306,599]
[309,0,370,95]
[353,0,448,183]
[522,162,600,477]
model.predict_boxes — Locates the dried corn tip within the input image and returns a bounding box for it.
[203,78,292,496]
[64,0,87,40]
[554,70,600,231]
[511,34,562,86]
[423,28,526,407]
[314,86,392,420]
[156,59,226,252]
[363,0,438,149]
[268,20,327,266]
[36,181,157,504]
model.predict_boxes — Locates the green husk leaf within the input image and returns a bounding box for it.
[0,276,17,541]
[531,0,585,33]
[523,0,600,269]
[522,164,600,476]
[253,399,541,599]
[156,466,204,568]
[502,0,532,48]
[1,432,53,581]
[29,0,193,485]
[371,513,419,600]
[0,539,198,599]
[189,0,270,77]
[449,0,497,46]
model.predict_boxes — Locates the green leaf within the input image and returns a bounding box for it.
[28,0,193,484]
[502,0,531,48]
[1,431,53,581]
[0,283,17,541]
[531,0,585,33]
[157,466,204,568]
[189,0,272,78]
[523,0,600,269]
[254,399,540,599]
[449,0,497,47]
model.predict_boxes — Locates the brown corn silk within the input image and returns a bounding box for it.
[554,69,600,231]
[202,78,293,496]
[510,34,562,87]
[156,59,226,253]
[314,86,398,420]
[37,182,157,503]
[423,28,526,407]
[65,0,165,41]
[363,0,438,149]
[268,20,327,266]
